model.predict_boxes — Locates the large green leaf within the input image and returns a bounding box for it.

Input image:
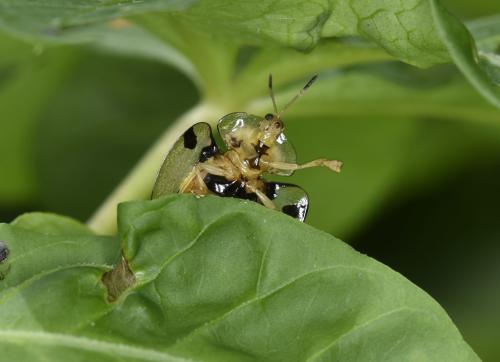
[0,0,498,106]
[0,196,478,360]
[34,48,198,221]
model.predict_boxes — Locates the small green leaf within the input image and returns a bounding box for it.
[142,0,450,67]
[430,1,500,107]
[1,0,498,107]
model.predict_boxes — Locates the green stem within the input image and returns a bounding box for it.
[87,102,223,235]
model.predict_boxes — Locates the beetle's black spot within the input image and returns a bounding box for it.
[199,134,219,162]
[282,205,300,218]
[199,144,219,162]
[265,182,279,200]
[265,113,274,121]
[0,241,9,263]
[203,174,258,202]
[282,203,308,221]
[183,126,197,149]
[282,204,299,218]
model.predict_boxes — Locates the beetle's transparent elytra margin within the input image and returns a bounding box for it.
[151,122,217,199]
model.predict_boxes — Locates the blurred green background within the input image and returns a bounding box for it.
[1,1,499,360]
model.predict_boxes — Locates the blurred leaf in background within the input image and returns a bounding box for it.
[0,33,73,210]
[442,0,500,19]
[0,0,499,360]
[0,32,198,221]
[353,158,500,361]
[35,50,197,220]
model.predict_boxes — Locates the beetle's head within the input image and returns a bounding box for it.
[260,73,317,147]
[257,113,284,147]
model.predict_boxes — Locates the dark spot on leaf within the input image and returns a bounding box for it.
[0,241,8,263]
[183,126,197,149]
[102,255,136,303]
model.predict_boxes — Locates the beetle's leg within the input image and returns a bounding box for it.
[194,167,208,194]
[262,159,343,173]
[246,184,276,210]
[179,169,198,193]
[179,166,214,194]
[198,163,234,178]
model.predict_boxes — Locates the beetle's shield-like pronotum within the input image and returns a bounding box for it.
[152,122,216,199]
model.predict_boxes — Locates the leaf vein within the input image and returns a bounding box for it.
[173,264,386,347]
[0,330,191,362]
[306,306,429,361]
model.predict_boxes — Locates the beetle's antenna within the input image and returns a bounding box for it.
[268,74,279,114]
[278,74,318,117]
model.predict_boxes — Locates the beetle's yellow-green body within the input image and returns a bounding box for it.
[152,75,343,221]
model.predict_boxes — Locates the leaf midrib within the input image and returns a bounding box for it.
[0,330,191,362]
